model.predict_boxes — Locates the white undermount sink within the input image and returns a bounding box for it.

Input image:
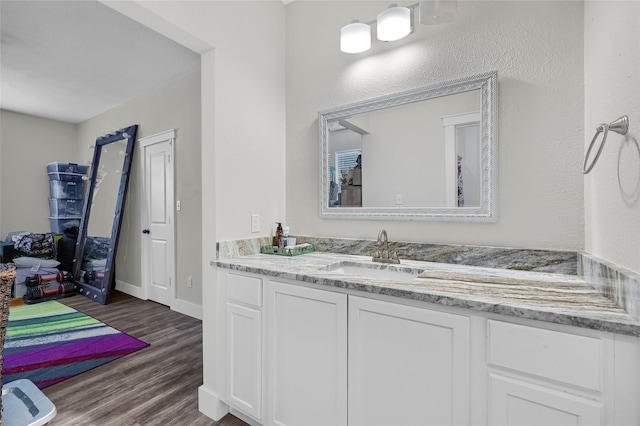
[326,263,421,283]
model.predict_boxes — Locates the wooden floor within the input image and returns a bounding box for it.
[42,291,248,426]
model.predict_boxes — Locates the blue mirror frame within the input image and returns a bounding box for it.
[72,124,138,305]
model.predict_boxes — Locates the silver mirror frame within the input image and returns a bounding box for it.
[318,71,498,222]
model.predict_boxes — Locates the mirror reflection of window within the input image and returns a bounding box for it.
[329,120,364,207]
[336,149,360,184]
[334,148,362,207]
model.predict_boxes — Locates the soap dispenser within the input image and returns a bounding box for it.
[275,222,284,248]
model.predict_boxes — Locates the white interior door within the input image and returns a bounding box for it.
[140,130,175,307]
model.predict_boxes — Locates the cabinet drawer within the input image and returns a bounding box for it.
[488,320,603,392]
[490,374,603,425]
[227,272,263,308]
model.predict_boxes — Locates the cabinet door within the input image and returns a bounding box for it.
[490,374,603,426]
[226,302,262,420]
[349,296,470,426]
[267,281,347,426]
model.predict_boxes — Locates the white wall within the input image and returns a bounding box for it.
[0,110,78,238]
[77,70,202,305]
[124,0,287,238]
[286,1,585,251]
[584,1,640,273]
[105,1,287,419]
[363,90,479,207]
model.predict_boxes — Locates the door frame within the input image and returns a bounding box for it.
[139,129,176,306]
[442,111,481,207]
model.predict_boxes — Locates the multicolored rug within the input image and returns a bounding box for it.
[2,299,149,389]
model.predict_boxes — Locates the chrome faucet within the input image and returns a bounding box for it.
[373,229,400,264]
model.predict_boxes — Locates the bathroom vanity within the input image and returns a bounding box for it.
[214,251,640,426]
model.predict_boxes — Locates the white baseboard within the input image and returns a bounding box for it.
[115,280,202,320]
[198,385,229,421]
[115,279,144,299]
[172,297,203,320]
[230,408,263,426]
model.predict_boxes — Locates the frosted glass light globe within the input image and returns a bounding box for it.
[340,21,371,53]
[377,6,411,41]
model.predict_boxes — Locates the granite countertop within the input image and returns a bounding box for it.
[215,252,640,337]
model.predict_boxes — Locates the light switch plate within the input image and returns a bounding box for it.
[251,214,260,233]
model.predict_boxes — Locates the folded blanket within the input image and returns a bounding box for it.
[10,232,55,259]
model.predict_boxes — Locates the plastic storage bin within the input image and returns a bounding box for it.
[2,378,57,426]
[49,217,81,234]
[48,198,84,217]
[49,180,84,199]
[47,162,89,175]
[47,172,86,182]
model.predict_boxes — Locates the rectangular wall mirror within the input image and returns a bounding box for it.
[73,124,138,304]
[318,71,498,222]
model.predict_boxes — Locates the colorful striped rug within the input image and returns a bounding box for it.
[2,299,149,389]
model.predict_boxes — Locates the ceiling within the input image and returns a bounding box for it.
[0,0,201,124]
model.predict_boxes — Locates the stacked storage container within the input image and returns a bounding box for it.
[47,162,89,235]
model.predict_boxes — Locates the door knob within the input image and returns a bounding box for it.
[142,229,150,234]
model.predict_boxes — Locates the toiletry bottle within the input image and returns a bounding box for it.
[283,226,290,247]
[275,222,284,248]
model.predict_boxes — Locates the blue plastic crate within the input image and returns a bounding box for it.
[49,217,81,234]
[49,180,85,199]
[47,172,86,182]
[48,198,84,217]
[47,162,89,175]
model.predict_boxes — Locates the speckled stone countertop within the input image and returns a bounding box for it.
[215,252,640,337]
[294,236,579,275]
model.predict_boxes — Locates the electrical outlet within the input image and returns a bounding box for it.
[251,214,260,233]
[396,194,403,205]
[187,276,193,288]
[176,200,181,211]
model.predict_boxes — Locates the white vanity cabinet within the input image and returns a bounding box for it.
[220,271,471,426]
[218,268,640,426]
[348,296,470,426]
[486,319,639,426]
[267,280,348,426]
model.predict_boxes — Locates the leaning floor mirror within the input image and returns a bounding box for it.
[73,125,138,305]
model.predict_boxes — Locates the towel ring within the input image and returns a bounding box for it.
[583,115,629,174]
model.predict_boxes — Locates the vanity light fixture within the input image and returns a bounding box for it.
[340,1,458,53]
[419,0,458,24]
[340,20,372,53]
[377,4,413,42]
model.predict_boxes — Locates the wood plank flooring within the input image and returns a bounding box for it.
[41,291,248,426]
